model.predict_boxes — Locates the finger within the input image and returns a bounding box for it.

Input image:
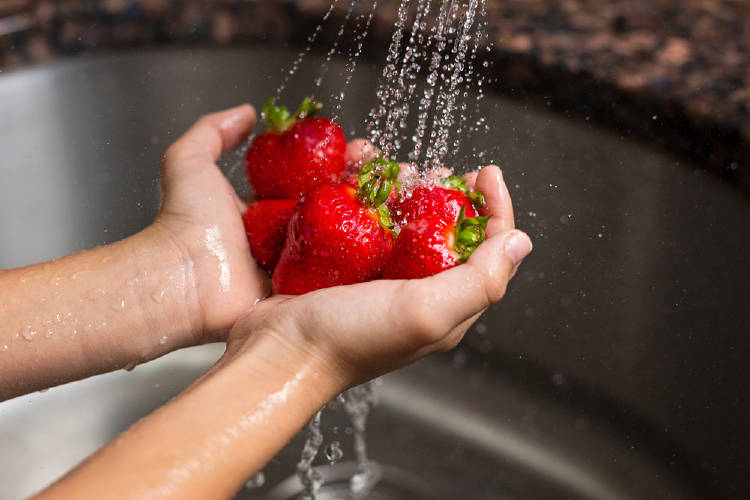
[166,104,257,165]
[425,166,452,181]
[345,139,377,168]
[463,171,478,190]
[438,313,480,353]
[234,192,248,214]
[475,165,515,236]
[402,229,531,333]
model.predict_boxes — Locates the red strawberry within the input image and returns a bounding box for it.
[245,97,347,199]
[383,207,490,279]
[272,157,400,295]
[242,199,297,273]
[388,175,484,227]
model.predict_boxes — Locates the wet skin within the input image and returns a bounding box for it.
[0,104,531,499]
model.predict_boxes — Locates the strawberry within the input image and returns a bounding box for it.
[383,207,490,279]
[388,175,484,227]
[272,157,400,295]
[242,199,297,273]
[245,97,347,199]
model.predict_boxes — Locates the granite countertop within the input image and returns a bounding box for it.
[1,0,748,191]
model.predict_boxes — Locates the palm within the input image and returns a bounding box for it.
[227,165,528,387]
[155,106,269,340]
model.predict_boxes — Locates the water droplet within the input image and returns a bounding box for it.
[324,441,343,464]
[159,336,168,345]
[1,345,8,352]
[245,471,265,489]
[21,326,37,341]
[151,289,166,304]
[70,269,89,280]
[44,328,54,338]
[111,299,126,312]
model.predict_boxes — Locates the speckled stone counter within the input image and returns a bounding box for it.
[1,0,749,191]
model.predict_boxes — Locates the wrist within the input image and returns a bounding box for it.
[128,224,204,350]
[223,323,349,407]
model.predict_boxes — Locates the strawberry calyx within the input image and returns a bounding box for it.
[357,155,400,230]
[454,206,491,262]
[441,175,486,209]
[262,96,323,134]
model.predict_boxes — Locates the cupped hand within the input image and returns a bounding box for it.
[151,104,270,342]
[223,164,532,390]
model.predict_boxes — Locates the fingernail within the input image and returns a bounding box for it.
[503,230,532,266]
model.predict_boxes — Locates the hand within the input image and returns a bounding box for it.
[151,105,270,341]
[222,164,531,389]
[29,157,531,500]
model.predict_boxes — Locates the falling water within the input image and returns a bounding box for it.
[239,2,494,497]
[340,383,380,496]
[297,410,325,499]
[332,0,379,120]
[366,0,491,174]
[315,0,358,90]
[276,0,339,99]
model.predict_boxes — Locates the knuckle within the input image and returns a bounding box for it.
[163,140,195,166]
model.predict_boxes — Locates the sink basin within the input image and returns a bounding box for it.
[0,344,693,500]
[1,46,748,499]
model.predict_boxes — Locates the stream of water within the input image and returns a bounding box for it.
[267,1,493,498]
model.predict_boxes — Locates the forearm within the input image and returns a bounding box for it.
[0,225,201,400]
[34,330,340,500]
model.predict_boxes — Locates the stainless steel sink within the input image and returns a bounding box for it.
[0,345,693,500]
[1,46,749,499]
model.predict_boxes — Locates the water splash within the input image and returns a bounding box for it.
[297,410,325,499]
[244,470,266,490]
[276,0,339,99]
[340,382,381,496]
[366,0,492,175]
[324,440,344,464]
[332,0,379,121]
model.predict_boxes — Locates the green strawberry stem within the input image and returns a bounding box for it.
[442,175,468,192]
[467,191,485,208]
[442,175,485,208]
[262,96,323,133]
[358,155,400,230]
[455,205,491,263]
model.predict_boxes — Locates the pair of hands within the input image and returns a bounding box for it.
[155,104,531,391]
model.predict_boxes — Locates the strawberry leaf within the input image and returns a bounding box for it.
[468,190,485,208]
[262,96,323,133]
[454,206,491,262]
[441,175,468,192]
